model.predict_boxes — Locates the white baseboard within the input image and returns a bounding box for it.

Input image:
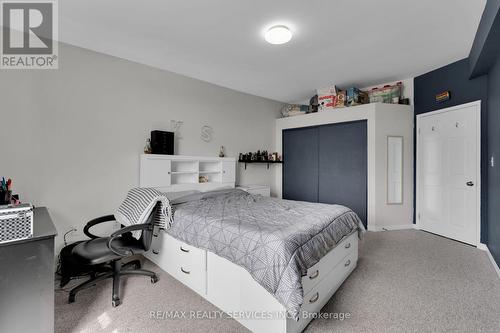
[477,243,488,251]
[478,243,500,279]
[373,224,416,231]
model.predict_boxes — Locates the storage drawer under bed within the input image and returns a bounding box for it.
[146,231,207,296]
[291,249,358,332]
[146,229,358,307]
[302,232,358,296]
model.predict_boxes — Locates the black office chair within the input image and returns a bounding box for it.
[68,205,159,307]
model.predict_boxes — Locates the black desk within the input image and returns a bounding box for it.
[0,207,57,333]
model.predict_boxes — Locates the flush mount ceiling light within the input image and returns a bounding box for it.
[265,25,292,45]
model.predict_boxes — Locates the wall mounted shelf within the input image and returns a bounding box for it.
[238,160,282,170]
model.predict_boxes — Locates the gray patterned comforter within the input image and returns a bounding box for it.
[166,189,362,319]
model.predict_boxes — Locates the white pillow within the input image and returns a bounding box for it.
[165,190,200,200]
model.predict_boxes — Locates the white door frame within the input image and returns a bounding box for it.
[415,100,481,247]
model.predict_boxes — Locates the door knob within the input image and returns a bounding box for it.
[466,181,474,186]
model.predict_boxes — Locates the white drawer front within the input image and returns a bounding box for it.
[171,260,206,295]
[164,234,207,295]
[176,239,207,271]
[300,250,357,321]
[302,232,358,295]
[146,232,207,296]
[147,232,179,272]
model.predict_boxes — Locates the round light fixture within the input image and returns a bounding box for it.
[265,25,292,45]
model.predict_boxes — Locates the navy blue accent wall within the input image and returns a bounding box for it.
[469,0,500,77]
[413,0,500,266]
[414,59,488,114]
[487,53,500,264]
[414,58,489,243]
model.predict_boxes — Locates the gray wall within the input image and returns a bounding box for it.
[0,43,282,250]
[487,53,500,264]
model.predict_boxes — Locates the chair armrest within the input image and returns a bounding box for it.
[84,215,116,239]
[107,223,153,256]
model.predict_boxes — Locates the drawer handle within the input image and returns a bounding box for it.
[344,242,351,249]
[180,246,190,253]
[180,267,190,274]
[153,234,158,238]
[308,292,319,304]
[345,259,351,267]
[309,270,319,280]
[152,249,159,255]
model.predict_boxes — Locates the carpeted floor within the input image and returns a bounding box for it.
[55,230,500,333]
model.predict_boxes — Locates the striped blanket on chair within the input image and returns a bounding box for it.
[114,188,173,238]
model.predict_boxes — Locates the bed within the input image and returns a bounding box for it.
[141,188,362,333]
[135,154,362,333]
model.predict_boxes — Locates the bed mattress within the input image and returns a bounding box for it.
[166,189,362,319]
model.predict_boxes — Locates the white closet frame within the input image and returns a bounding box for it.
[274,103,415,231]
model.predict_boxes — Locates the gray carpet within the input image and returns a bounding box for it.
[55,230,500,333]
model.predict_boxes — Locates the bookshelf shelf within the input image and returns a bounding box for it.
[238,160,282,170]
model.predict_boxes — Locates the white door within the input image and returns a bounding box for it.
[417,102,480,246]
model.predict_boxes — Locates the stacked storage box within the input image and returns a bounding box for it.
[368,82,403,104]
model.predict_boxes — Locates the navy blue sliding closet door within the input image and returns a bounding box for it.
[318,121,367,227]
[282,127,319,202]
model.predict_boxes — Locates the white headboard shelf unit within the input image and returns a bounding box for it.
[140,154,236,192]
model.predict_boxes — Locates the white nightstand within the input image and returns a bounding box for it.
[237,184,271,197]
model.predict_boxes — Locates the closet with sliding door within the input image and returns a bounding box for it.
[274,103,414,231]
[283,121,368,226]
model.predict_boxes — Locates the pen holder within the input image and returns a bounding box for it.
[0,190,12,205]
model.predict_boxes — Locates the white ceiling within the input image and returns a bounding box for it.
[60,0,486,103]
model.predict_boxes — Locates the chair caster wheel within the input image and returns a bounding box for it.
[112,298,121,307]
[151,276,159,284]
[131,260,141,269]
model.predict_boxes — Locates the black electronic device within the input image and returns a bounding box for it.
[150,130,174,155]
